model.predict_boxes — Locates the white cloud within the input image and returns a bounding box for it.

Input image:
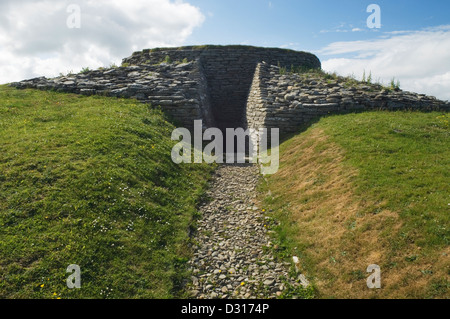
[0,0,205,84]
[320,23,369,34]
[320,25,450,101]
[280,42,300,49]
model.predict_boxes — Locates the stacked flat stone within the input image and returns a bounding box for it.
[123,45,321,132]
[247,62,450,135]
[10,61,214,130]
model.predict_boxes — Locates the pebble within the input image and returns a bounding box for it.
[187,163,300,299]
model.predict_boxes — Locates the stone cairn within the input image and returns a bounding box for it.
[11,45,449,136]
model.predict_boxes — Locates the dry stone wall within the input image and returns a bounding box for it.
[11,60,214,130]
[123,45,321,133]
[247,62,450,136]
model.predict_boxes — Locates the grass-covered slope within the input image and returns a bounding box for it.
[260,111,449,299]
[0,86,213,298]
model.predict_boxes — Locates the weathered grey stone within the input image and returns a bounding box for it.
[246,62,448,137]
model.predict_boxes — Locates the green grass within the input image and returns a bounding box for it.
[260,111,449,298]
[0,85,213,299]
[321,112,449,249]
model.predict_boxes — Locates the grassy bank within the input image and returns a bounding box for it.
[260,111,449,299]
[0,86,213,298]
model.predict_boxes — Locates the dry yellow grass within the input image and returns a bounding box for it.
[264,127,448,299]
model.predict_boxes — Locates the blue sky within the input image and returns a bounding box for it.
[1,0,449,99]
[174,0,450,99]
[186,1,450,51]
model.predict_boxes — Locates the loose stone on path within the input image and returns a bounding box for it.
[187,163,299,299]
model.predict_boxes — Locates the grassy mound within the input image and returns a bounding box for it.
[260,111,449,299]
[0,86,213,298]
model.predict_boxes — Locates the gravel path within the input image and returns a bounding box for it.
[187,163,302,299]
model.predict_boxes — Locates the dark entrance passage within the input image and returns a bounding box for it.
[203,61,256,152]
